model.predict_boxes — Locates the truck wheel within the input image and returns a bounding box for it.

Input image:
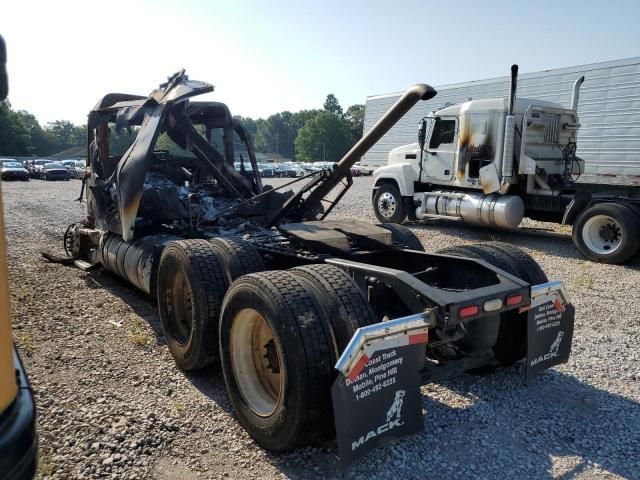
[377,223,425,251]
[219,271,334,451]
[373,183,406,224]
[572,203,640,264]
[437,243,547,365]
[208,237,265,282]
[157,240,228,371]
[290,264,376,359]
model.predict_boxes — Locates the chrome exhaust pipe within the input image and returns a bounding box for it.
[334,83,437,175]
[571,75,585,111]
[294,83,437,220]
[500,65,518,192]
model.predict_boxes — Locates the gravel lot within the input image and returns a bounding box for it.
[3,176,640,480]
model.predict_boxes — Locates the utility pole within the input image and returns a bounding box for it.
[275,133,279,155]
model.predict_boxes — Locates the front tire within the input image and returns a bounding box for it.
[572,203,640,264]
[219,271,334,451]
[157,240,228,371]
[373,183,406,224]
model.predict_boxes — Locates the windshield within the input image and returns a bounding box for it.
[45,163,64,168]
[2,162,22,168]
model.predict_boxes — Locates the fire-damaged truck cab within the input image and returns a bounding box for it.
[57,72,575,463]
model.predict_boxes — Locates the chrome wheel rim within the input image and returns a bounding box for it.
[230,308,283,417]
[377,191,397,219]
[582,214,623,255]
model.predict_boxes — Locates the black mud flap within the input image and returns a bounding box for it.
[524,281,575,383]
[331,313,432,470]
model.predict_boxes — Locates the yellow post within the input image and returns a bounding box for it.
[0,182,18,412]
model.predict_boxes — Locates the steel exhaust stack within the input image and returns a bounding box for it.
[292,84,437,219]
[570,75,585,111]
[500,65,518,193]
[334,84,437,174]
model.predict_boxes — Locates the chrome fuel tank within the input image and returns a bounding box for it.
[415,191,524,228]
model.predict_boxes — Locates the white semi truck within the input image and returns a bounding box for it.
[372,65,640,264]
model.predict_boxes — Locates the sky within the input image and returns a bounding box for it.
[1,0,639,126]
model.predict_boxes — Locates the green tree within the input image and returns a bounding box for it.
[294,111,353,163]
[0,101,30,155]
[14,111,49,155]
[233,115,257,136]
[323,94,343,116]
[46,120,77,150]
[252,110,322,158]
[345,104,365,139]
[254,111,294,158]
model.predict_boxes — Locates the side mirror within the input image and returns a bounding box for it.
[0,35,7,101]
[418,118,427,150]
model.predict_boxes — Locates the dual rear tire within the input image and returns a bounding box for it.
[157,239,375,450]
[219,265,375,451]
[437,242,547,365]
[156,238,264,371]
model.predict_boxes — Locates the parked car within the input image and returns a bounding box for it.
[29,159,51,179]
[278,164,305,178]
[0,160,29,181]
[41,163,71,181]
[312,161,337,171]
[258,163,277,178]
[60,160,76,171]
[71,160,86,179]
[354,162,373,176]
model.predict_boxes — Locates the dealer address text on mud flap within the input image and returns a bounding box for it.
[346,350,403,401]
[535,302,562,331]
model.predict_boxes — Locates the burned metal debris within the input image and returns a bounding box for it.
[83,70,280,241]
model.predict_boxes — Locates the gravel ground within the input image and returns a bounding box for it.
[3,176,640,480]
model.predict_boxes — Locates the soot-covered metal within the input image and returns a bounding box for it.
[84,71,284,241]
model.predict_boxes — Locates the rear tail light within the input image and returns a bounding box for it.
[506,294,524,306]
[483,298,503,312]
[459,305,479,318]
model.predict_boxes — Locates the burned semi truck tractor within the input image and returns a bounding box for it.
[372,65,640,264]
[56,72,575,454]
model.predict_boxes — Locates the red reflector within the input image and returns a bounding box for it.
[506,294,524,306]
[459,305,479,318]
[409,332,428,345]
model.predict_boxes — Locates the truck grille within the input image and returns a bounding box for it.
[544,113,561,144]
